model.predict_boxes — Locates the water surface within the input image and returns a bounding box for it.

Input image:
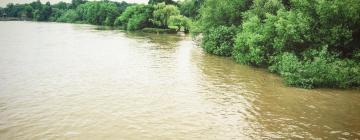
[0,21,359,139]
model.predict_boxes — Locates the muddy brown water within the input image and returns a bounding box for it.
[0,21,359,139]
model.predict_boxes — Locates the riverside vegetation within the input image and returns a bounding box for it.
[1,0,359,89]
[0,0,191,32]
[194,0,360,89]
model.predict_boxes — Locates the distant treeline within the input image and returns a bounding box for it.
[0,0,191,32]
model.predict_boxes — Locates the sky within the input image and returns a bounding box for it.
[0,0,149,7]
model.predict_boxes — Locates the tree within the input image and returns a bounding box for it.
[0,7,4,17]
[43,2,53,20]
[118,4,154,30]
[5,3,20,17]
[179,0,203,19]
[148,0,177,5]
[56,9,79,22]
[151,2,180,28]
[71,0,86,9]
[30,0,42,10]
[168,15,191,32]
[33,2,52,21]
[233,0,286,66]
[53,2,70,10]
[24,5,34,18]
[75,1,119,25]
[49,8,65,21]
[114,1,132,14]
[202,26,237,56]
[198,0,252,30]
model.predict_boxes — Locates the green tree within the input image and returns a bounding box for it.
[114,1,132,14]
[33,2,52,21]
[168,15,191,32]
[24,5,34,18]
[179,0,203,19]
[151,2,180,28]
[202,26,237,56]
[43,2,53,20]
[76,1,119,25]
[198,0,252,30]
[56,9,79,22]
[148,0,177,5]
[118,4,154,30]
[53,2,70,10]
[71,0,86,9]
[30,0,42,11]
[5,3,21,17]
[0,7,4,16]
[49,8,65,21]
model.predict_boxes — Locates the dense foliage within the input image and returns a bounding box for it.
[168,15,191,32]
[202,26,237,56]
[270,48,360,88]
[148,0,177,5]
[178,0,203,19]
[56,9,78,23]
[151,3,180,28]
[1,0,191,32]
[196,0,360,88]
[197,0,252,30]
[117,4,154,30]
[76,1,119,25]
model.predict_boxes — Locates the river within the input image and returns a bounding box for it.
[0,21,359,139]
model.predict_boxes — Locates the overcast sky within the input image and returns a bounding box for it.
[0,0,149,7]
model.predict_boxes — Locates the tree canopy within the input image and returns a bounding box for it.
[195,0,360,88]
[151,2,180,28]
[148,0,177,5]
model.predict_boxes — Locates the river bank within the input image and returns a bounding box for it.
[0,17,31,21]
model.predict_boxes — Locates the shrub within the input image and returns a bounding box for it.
[232,0,285,66]
[270,47,360,88]
[151,3,180,29]
[75,1,119,25]
[168,15,191,32]
[56,9,79,23]
[114,16,122,26]
[201,25,237,56]
[198,0,252,31]
[127,14,148,30]
[233,16,272,66]
[118,4,154,30]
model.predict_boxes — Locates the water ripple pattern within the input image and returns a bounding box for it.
[0,21,359,140]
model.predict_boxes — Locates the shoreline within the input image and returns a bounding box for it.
[0,17,31,21]
[0,19,182,34]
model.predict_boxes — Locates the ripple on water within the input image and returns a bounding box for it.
[0,21,359,139]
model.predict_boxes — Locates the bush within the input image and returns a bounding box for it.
[233,16,272,66]
[270,48,360,88]
[198,0,252,31]
[201,25,237,56]
[127,14,148,30]
[232,0,287,66]
[49,8,65,22]
[118,4,154,30]
[168,15,191,32]
[151,3,180,29]
[56,9,79,23]
[114,16,122,26]
[75,1,119,25]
